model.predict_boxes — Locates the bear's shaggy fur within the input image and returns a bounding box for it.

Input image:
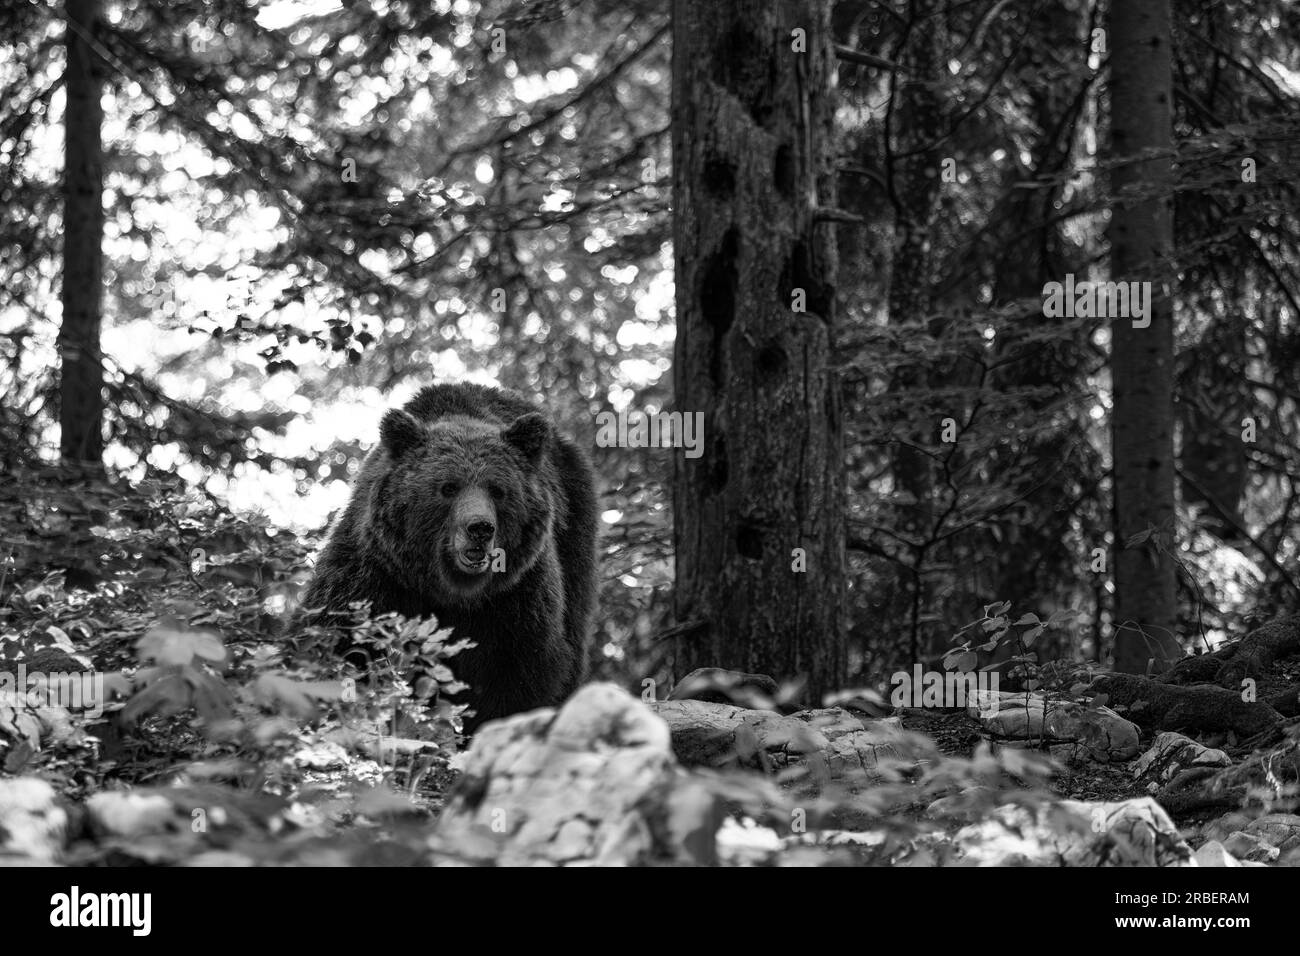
[301,382,597,729]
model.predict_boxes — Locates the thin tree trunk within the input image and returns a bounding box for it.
[1109,0,1182,672]
[672,0,846,701]
[887,0,946,538]
[59,0,106,468]
[884,0,947,663]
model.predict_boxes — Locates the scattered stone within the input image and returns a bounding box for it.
[1223,830,1279,863]
[715,817,781,866]
[924,786,998,823]
[0,777,67,862]
[87,791,177,838]
[1158,735,1300,813]
[965,691,1140,761]
[952,797,1193,866]
[651,699,911,782]
[1132,731,1231,785]
[1240,813,1300,854]
[434,683,682,865]
[1193,840,1241,867]
[1201,810,1255,844]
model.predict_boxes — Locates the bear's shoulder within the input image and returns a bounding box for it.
[404,383,539,427]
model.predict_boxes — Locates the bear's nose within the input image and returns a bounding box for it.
[466,519,495,542]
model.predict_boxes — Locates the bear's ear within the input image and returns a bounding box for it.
[503,413,551,465]
[379,408,424,457]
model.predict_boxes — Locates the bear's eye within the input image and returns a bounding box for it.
[488,484,506,501]
[439,481,460,498]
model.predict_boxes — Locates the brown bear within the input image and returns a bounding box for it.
[300,382,597,730]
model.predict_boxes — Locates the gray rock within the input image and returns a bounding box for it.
[1241,813,1300,854]
[434,683,682,866]
[1132,732,1231,782]
[1193,840,1241,867]
[924,786,998,823]
[651,699,910,782]
[1201,810,1255,844]
[0,777,67,862]
[951,797,1193,866]
[965,691,1140,761]
[1223,830,1279,862]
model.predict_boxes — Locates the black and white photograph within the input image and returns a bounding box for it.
[0,0,1296,906]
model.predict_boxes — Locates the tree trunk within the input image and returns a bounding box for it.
[59,0,106,468]
[1108,0,1181,672]
[671,0,846,701]
[887,0,946,540]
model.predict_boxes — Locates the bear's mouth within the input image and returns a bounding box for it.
[453,548,491,574]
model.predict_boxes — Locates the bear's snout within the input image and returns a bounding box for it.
[450,487,497,574]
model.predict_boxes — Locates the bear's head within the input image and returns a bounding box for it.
[367,408,554,605]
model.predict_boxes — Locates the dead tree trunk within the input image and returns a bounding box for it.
[672,0,846,701]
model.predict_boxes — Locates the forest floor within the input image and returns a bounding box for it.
[901,708,1135,804]
[2,471,1297,865]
